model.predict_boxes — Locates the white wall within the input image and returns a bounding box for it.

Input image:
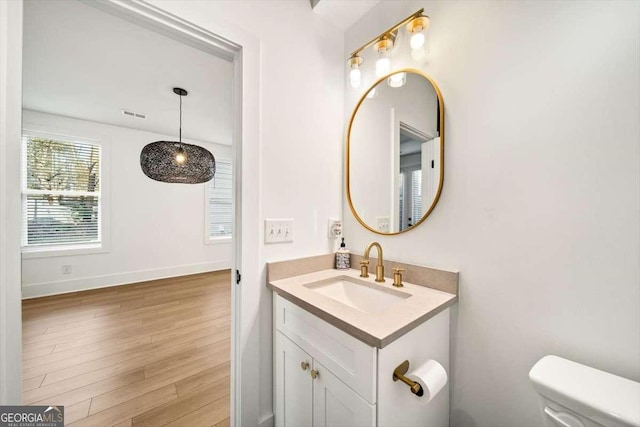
[21,110,232,298]
[345,1,640,426]
[145,2,345,426]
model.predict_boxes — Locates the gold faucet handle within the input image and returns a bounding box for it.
[359,260,370,278]
[392,267,405,287]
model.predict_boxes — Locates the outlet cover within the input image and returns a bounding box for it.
[328,219,342,238]
[264,219,294,244]
[376,217,390,233]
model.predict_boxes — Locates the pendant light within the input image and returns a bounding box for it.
[140,88,216,184]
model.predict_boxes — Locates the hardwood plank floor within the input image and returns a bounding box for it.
[22,271,232,427]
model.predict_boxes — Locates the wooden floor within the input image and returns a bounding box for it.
[22,271,231,427]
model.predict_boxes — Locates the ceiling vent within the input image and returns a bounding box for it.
[121,109,147,119]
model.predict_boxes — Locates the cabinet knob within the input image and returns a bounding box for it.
[301,361,309,371]
[310,369,320,379]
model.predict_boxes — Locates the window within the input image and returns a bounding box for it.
[22,133,102,250]
[207,159,232,241]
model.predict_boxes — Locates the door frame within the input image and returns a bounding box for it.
[0,0,24,406]
[0,1,262,425]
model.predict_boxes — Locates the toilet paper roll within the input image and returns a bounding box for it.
[407,359,448,404]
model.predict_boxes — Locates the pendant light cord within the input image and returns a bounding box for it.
[179,94,182,143]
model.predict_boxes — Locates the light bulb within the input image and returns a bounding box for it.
[175,151,186,164]
[387,72,406,88]
[347,55,363,89]
[349,68,361,88]
[410,32,425,50]
[375,57,390,77]
[366,87,377,98]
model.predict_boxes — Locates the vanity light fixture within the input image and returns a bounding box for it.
[374,33,395,77]
[387,72,406,88]
[406,15,430,50]
[347,9,430,88]
[140,88,216,184]
[348,55,363,88]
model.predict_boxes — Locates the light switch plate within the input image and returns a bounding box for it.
[264,219,294,244]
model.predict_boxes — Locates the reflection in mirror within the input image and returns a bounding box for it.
[347,70,443,234]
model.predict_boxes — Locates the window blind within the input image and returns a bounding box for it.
[208,160,233,239]
[399,171,405,230]
[22,135,101,247]
[411,169,422,223]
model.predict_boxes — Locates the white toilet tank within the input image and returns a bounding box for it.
[530,355,640,427]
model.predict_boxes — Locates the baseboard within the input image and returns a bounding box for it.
[21,260,231,299]
[258,414,274,427]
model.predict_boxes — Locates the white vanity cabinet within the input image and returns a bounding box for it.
[275,332,375,427]
[275,332,314,427]
[274,295,376,427]
[273,294,450,427]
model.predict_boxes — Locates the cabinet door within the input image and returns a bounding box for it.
[275,332,313,427]
[312,360,376,427]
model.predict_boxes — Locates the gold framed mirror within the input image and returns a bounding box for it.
[346,69,444,235]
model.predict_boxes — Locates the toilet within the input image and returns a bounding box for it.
[530,355,640,427]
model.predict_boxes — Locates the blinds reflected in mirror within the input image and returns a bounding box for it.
[398,168,423,229]
[208,160,232,239]
[411,169,422,225]
[22,134,101,246]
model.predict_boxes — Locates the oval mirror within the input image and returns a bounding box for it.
[347,69,444,235]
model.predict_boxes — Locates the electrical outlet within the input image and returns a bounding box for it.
[328,219,342,238]
[376,217,390,233]
[62,265,72,275]
[264,219,294,244]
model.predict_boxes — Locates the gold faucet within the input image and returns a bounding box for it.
[362,241,385,282]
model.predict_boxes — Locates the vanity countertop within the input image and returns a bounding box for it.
[268,268,457,348]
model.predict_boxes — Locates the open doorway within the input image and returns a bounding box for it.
[19,1,238,425]
[398,122,437,230]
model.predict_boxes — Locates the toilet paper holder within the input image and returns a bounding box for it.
[393,360,424,397]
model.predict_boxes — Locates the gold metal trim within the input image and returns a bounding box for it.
[345,68,445,236]
[406,16,430,34]
[349,9,425,58]
[348,55,363,68]
[373,32,396,53]
[393,360,424,396]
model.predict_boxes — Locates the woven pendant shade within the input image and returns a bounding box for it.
[140,141,215,184]
[139,87,215,184]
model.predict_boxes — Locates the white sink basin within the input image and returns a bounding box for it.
[304,276,410,314]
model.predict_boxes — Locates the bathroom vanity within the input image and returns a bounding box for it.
[268,254,458,427]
